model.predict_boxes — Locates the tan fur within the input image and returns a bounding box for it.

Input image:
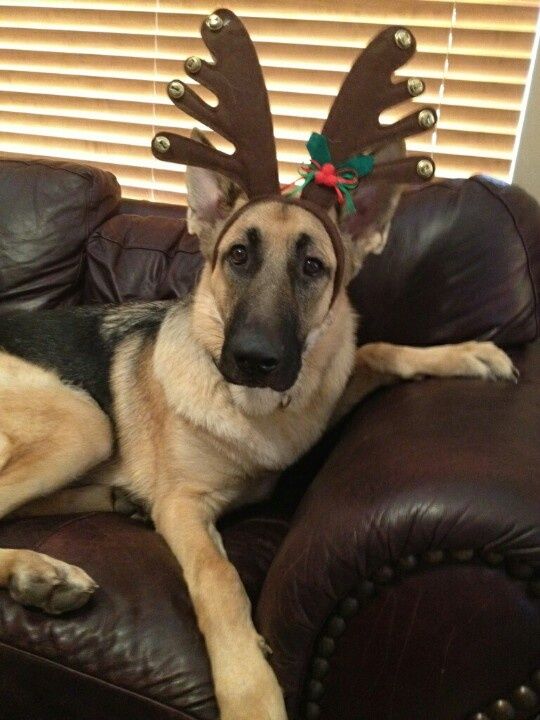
[0,353,112,517]
[0,352,111,613]
[0,187,518,718]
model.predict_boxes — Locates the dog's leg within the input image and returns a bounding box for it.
[356,340,517,382]
[0,359,113,613]
[0,394,112,517]
[333,340,517,424]
[153,491,287,720]
[0,431,11,472]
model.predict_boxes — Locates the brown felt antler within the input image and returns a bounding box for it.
[151,8,279,199]
[302,25,437,208]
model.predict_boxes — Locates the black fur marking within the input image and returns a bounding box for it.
[242,227,263,276]
[223,226,263,278]
[296,232,312,252]
[0,301,173,415]
[100,301,173,345]
[289,234,330,291]
[246,227,261,247]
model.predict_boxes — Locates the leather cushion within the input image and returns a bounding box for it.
[0,159,120,310]
[84,214,202,303]
[351,176,540,346]
[0,644,195,720]
[0,511,289,719]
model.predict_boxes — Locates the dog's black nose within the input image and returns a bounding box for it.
[230,333,282,377]
[236,352,279,375]
[220,312,301,391]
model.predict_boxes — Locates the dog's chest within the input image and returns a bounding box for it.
[178,385,338,475]
[246,406,333,470]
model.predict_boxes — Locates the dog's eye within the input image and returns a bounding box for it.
[303,257,324,277]
[229,244,248,265]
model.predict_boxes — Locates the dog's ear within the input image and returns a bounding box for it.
[337,141,405,281]
[186,129,248,259]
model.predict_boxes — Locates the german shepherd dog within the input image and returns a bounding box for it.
[0,151,517,720]
[0,14,518,720]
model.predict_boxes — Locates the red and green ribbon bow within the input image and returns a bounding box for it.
[282,132,374,214]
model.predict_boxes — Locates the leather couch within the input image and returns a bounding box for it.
[0,157,539,720]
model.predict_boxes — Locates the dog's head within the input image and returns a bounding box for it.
[152,10,436,398]
[187,132,404,394]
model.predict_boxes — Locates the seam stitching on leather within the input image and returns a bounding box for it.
[472,177,539,342]
[0,640,196,719]
[1,157,103,184]
[32,513,100,552]
[87,231,201,257]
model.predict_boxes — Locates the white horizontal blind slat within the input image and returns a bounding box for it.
[0,0,538,203]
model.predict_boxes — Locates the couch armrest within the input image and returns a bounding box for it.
[256,342,540,720]
[0,158,120,310]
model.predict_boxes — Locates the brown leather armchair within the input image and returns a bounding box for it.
[0,158,539,720]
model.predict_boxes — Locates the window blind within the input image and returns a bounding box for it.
[0,0,538,205]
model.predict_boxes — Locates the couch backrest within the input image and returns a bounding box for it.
[351,176,540,346]
[1,158,539,347]
[83,212,201,304]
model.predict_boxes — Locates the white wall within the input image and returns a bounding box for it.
[512,19,540,201]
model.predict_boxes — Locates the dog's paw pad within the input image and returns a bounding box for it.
[9,551,97,615]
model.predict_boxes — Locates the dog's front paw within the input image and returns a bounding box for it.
[9,550,98,614]
[455,341,519,382]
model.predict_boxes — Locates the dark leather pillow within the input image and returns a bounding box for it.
[351,176,540,347]
[84,213,203,303]
[0,158,120,310]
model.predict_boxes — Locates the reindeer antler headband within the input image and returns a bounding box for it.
[151,8,436,221]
